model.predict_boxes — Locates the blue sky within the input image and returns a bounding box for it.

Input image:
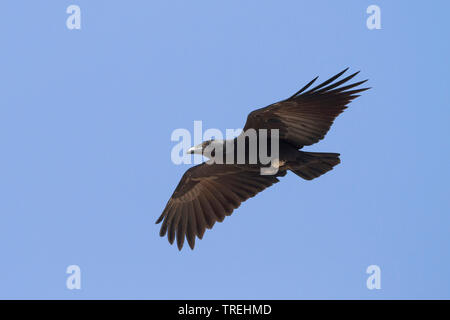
[1,1,449,299]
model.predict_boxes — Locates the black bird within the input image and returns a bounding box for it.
[156,68,369,250]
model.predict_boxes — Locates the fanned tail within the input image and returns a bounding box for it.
[288,151,340,180]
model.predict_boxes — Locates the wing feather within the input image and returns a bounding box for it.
[156,163,283,250]
[243,69,369,148]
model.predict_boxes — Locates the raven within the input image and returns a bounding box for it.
[156,68,369,250]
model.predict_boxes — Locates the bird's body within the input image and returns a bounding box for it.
[156,69,369,250]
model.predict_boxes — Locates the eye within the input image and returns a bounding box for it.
[210,150,215,157]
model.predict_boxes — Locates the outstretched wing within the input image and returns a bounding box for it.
[243,68,370,149]
[156,163,285,250]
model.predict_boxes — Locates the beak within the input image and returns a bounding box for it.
[187,144,203,154]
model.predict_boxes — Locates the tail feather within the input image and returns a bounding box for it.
[289,151,340,180]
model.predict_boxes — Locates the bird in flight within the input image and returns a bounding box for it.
[156,68,369,250]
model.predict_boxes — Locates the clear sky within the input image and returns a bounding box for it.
[1,1,449,299]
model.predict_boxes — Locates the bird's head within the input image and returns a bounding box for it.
[187,139,223,158]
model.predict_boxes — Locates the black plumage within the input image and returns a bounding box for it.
[156,69,369,250]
